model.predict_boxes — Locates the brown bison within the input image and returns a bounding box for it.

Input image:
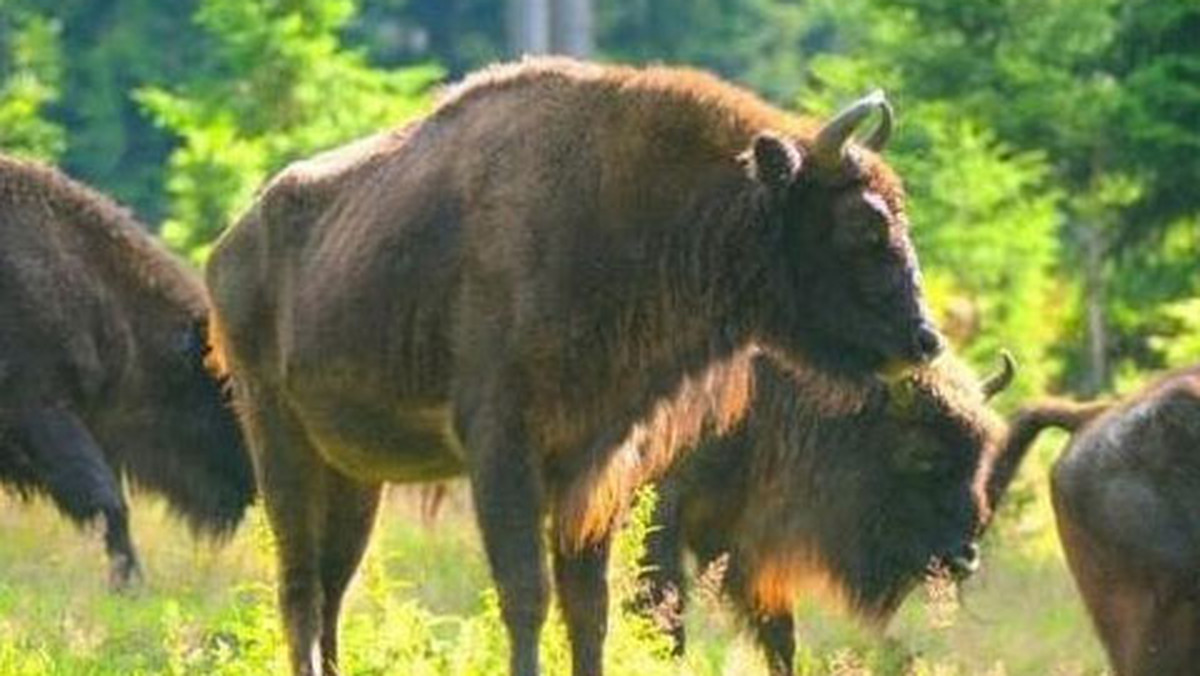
[0,156,255,588]
[637,352,1024,674]
[205,57,943,676]
[1018,367,1200,676]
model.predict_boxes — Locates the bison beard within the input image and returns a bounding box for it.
[637,353,1023,675]
[0,155,255,588]
[206,57,941,676]
[1013,367,1200,676]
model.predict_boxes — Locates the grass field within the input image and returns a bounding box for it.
[0,435,1109,675]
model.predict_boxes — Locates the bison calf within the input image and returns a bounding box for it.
[1022,368,1200,676]
[639,353,1026,675]
[206,57,942,676]
[0,156,255,588]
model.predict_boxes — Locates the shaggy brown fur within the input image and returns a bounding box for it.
[638,354,1023,675]
[0,155,254,587]
[1028,367,1200,676]
[205,57,941,676]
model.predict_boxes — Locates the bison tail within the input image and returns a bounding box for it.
[984,398,1113,513]
[1018,398,1113,435]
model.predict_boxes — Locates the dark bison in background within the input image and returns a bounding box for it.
[0,156,255,588]
[205,57,943,676]
[637,352,1024,675]
[1009,367,1200,676]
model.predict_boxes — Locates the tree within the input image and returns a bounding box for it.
[34,0,206,221]
[0,2,64,160]
[138,0,440,262]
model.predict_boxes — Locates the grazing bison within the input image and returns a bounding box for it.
[205,57,943,676]
[0,156,255,588]
[1020,368,1200,676]
[637,352,1024,674]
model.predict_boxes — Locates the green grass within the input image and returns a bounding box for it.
[0,453,1109,675]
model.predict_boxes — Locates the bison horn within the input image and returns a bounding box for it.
[863,96,893,151]
[982,350,1017,400]
[812,89,891,170]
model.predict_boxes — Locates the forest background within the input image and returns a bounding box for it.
[1,1,1198,673]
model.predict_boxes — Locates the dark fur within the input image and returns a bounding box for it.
[205,57,940,676]
[638,354,1023,674]
[0,155,255,586]
[1024,368,1200,675]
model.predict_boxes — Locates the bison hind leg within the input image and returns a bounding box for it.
[237,383,382,676]
[459,409,550,676]
[317,473,382,673]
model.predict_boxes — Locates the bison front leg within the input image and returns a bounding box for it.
[553,532,612,676]
[464,419,550,676]
[752,612,797,676]
[13,407,141,589]
[726,563,796,676]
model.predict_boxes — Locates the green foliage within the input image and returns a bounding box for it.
[4,0,1200,671]
[138,0,441,261]
[0,4,64,160]
[1150,297,1200,369]
[906,115,1061,400]
[0,493,1109,674]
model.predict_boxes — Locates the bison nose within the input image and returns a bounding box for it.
[945,542,980,580]
[913,322,944,362]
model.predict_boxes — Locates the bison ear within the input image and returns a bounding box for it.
[745,133,802,191]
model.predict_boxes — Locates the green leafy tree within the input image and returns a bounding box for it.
[139,0,441,261]
[29,0,208,220]
[0,2,64,160]
[798,0,1200,393]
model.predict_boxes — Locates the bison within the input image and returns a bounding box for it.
[1013,368,1200,675]
[637,352,1025,674]
[0,156,255,588]
[205,57,943,676]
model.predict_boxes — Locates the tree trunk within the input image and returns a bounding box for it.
[1082,225,1110,395]
[508,0,551,56]
[551,0,592,57]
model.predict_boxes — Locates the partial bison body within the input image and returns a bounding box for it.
[638,353,1023,674]
[1024,368,1200,676]
[0,156,255,587]
[205,57,942,676]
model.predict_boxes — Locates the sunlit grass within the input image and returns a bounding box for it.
[0,441,1108,675]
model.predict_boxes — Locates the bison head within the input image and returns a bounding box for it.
[792,353,1014,620]
[749,92,942,379]
[97,317,255,536]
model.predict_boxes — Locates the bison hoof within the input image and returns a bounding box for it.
[108,555,144,593]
